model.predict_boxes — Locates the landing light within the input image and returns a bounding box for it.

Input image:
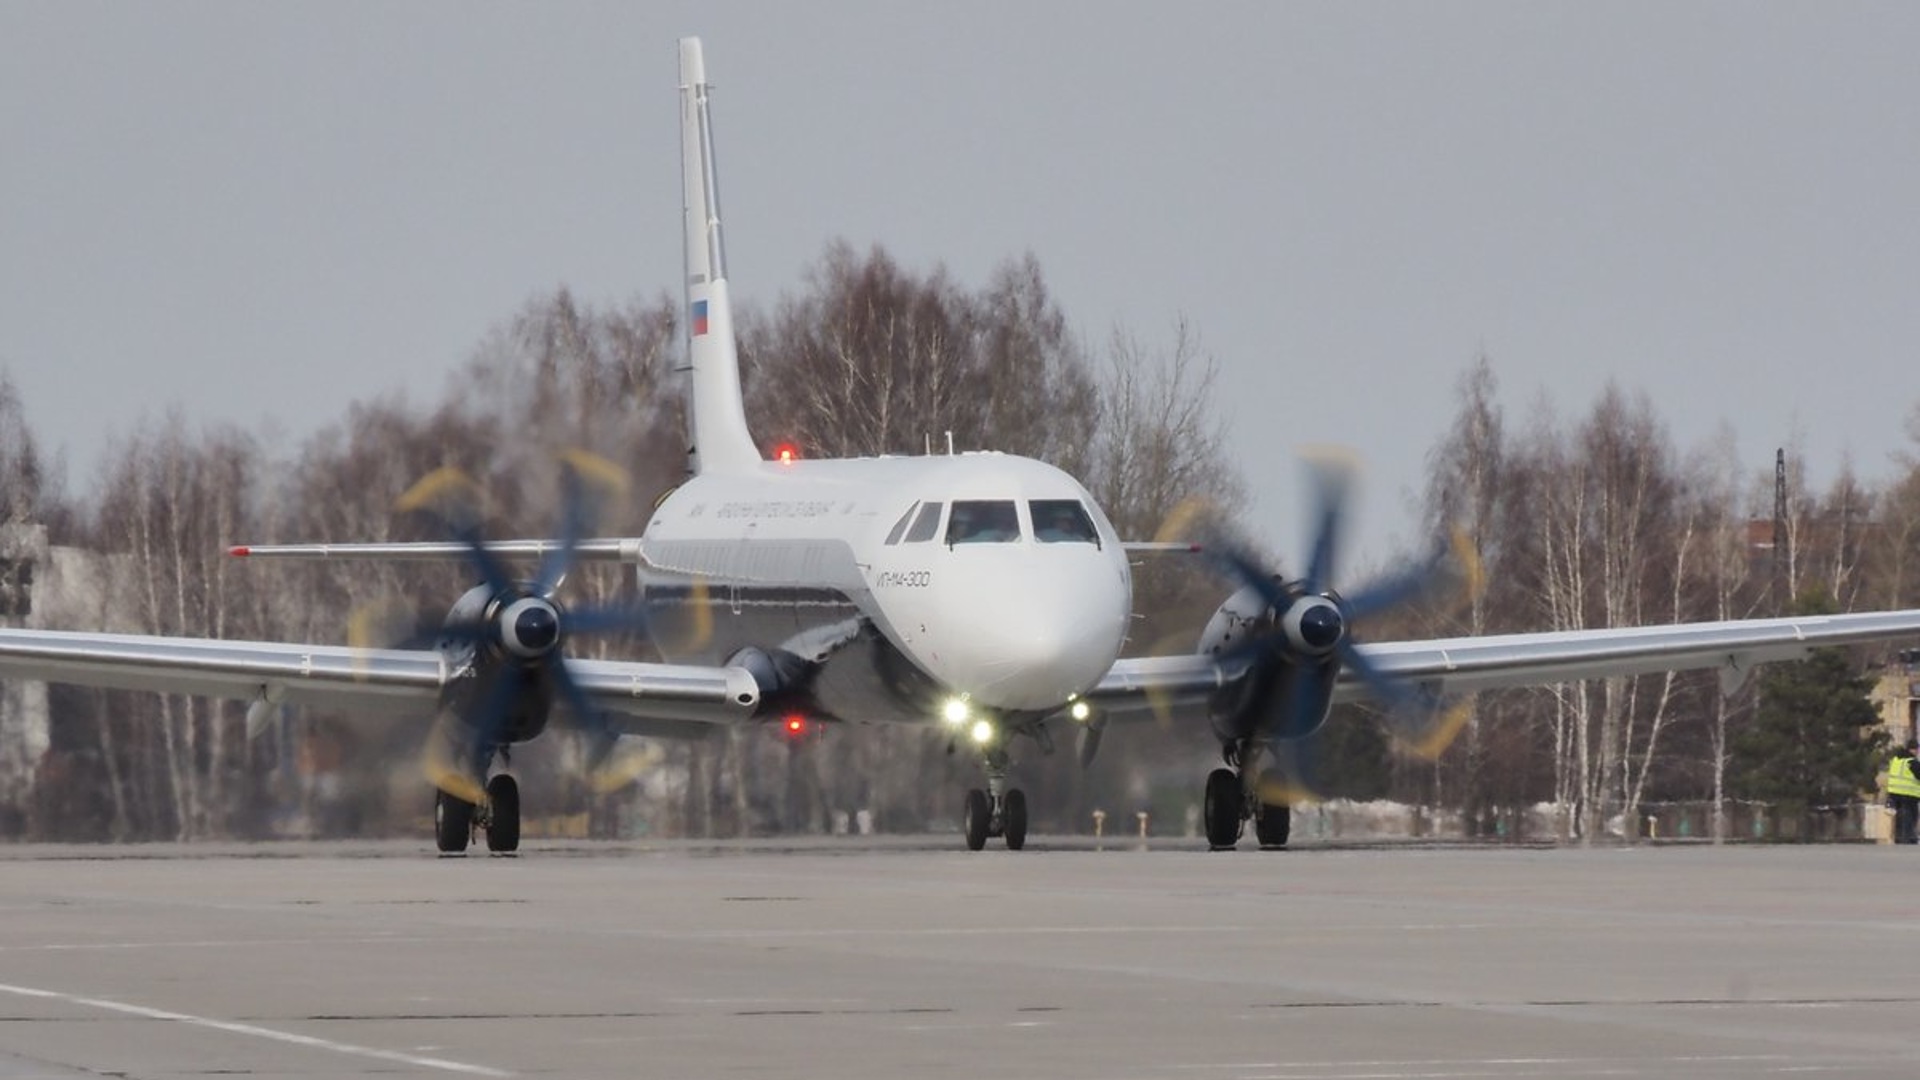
[1069,700,1092,722]
[969,719,996,746]
[941,697,970,727]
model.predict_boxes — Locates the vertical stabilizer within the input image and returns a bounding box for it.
[679,37,761,474]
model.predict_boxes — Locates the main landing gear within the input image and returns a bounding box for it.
[1203,740,1291,851]
[962,745,1029,851]
[434,773,521,856]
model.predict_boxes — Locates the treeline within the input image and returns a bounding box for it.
[1367,359,1917,840]
[1,246,1915,843]
[0,244,1238,841]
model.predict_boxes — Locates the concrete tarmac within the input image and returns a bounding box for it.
[0,837,1917,1078]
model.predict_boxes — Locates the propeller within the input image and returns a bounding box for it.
[383,453,655,803]
[1181,449,1483,800]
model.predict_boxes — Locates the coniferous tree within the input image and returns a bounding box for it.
[1730,596,1888,819]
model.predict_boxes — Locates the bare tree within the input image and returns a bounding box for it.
[85,417,264,838]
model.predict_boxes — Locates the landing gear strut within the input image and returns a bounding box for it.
[1205,739,1292,851]
[962,745,1028,851]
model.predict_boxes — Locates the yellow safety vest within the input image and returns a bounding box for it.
[1889,756,1920,799]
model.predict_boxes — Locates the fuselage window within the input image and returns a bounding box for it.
[903,501,944,543]
[884,502,919,545]
[946,500,1021,544]
[1030,499,1099,544]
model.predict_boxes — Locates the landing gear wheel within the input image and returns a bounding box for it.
[1204,768,1244,851]
[485,774,521,854]
[962,788,991,851]
[434,789,473,854]
[1254,801,1292,849]
[1003,789,1029,850]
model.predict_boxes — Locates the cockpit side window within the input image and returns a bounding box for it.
[946,500,1021,544]
[902,501,944,543]
[883,502,919,545]
[1030,499,1099,545]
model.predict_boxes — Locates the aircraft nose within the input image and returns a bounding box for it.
[939,547,1130,710]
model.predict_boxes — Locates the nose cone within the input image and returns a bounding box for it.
[931,546,1131,711]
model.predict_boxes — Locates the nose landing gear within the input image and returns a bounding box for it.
[961,742,1029,850]
[962,785,1029,851]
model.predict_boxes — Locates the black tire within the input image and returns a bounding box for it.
[485,774,521,854]
[1254,800,1291,849]
[434,789,473,854]
[1003,789,1029,850]
[962,788,991,851]
[1204,768,1243,850]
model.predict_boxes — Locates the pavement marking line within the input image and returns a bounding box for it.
[1174,1055,1800,1072]
[0,980,511,1077]
[0,936,433,953]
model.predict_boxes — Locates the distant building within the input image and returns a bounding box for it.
[1872,648,1920,745]
[0,523,129,835]
[0,523,47,825]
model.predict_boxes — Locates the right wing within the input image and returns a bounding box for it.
[0,629,761,738]
[1088,609,1920,720]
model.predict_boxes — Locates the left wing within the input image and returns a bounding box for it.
[1089,610,1920,717]
[0,629,761,737]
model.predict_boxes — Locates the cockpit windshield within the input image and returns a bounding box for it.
[902,501,944,543]
[1030,499,1099,544]
[946,500,1021,544]
[884,502,919,545]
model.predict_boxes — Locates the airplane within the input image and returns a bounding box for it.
[3,36,1920,855]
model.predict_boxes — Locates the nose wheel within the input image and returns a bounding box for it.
[962,786,1029,850]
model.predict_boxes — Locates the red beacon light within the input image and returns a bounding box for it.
[781,714,811,739]
[774,442,799,465]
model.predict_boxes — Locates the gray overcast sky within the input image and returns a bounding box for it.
[4,2,1918,574]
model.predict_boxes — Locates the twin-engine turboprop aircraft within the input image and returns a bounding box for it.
[4,38,1920,854]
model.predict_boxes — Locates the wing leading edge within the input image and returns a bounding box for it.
[1090,610,1920,718]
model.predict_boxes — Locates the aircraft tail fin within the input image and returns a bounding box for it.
[679,37,761,474]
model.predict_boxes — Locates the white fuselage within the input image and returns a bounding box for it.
[636,451,1133,723]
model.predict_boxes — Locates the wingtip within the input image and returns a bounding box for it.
[227,546,250,558]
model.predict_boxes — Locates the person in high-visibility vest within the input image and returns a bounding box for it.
[1886,741,1920,844]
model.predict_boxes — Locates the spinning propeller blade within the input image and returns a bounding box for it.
[1179,452,1485,793]
[375,456,661,802]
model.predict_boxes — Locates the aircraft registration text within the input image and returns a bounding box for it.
[716,500,837,520]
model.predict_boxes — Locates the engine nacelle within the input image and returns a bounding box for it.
[1196,582,1273,657]
[1198,581,1344,744]
[1208,657,1337,745]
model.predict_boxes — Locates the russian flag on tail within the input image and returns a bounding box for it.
[692,299,710,336]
